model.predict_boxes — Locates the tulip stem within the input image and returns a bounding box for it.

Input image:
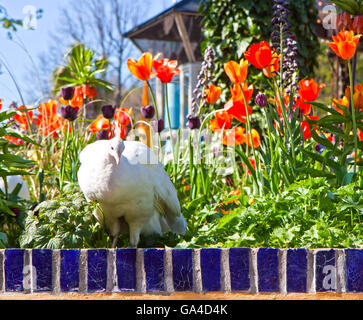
[348,61,358,177]
[239,83,262,196]
[60,121,70,193]
[164,83,177,182]
[146,80,163,161]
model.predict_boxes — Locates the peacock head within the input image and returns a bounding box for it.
[108,137,125,166]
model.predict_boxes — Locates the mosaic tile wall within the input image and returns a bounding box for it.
[0,248,361,294]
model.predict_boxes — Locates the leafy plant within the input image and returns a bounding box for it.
[20,184,110,248]
[0,108,36,247]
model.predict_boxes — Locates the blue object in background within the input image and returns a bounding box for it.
[165,82,180,129]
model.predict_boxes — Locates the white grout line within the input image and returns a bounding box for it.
[306,249,316,293]
[79,249,88,294]
[220,248,231,293]
[23,249,33,294]
[192,249,202,293]
[164,247,174,293]
[335,249,346,293]
[136,249,146,293]
[106,249,116,293]
[278,249,287,294]
[249,248,258,294]
[52,249,60,294]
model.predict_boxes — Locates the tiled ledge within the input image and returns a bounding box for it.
[0,248,361,294]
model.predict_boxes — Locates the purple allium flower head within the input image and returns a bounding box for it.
[96,130,109,140]
[101,105,116,119]
[141,105,155,119]
[187,115,201,130]
[255,93,268,107]
[60,86,75,100]
[60,105,79,121]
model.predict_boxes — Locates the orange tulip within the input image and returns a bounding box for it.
[223,59,248,84]
[13,106,33,130]
[114,107,132,127]
[210,110,233,132]
[127,52,155,81]
[206,83,222,104]
[353,83,363,111]
[244,41,273,69]
[358,129,363,142]
[3,136,23,145]
[301,115,320,140]
[298,79,325,102]
[89,115,110,134]
[152,58,180,83]
[328,30,361,60]
[224,83,253,123]
[263,51,280,78]
[82,84,98,99]
[246,128,261,148]
[336,12,352,31]
[222,126,246,145]
[332,96,349,115]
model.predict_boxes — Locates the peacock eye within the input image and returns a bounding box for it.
[111,147,114,150]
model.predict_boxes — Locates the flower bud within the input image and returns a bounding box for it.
[140,105,155,119]
[102,105,116,119]
[187,115,201,130]
[96,130,109,140]
[60,86,75,100]
[255,93,268,107]
[60,105,79,121]
[151,119,164,133]
[352,15,363,34]
[336,12,352,31]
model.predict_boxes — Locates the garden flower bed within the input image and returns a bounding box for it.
[0,0,362,299]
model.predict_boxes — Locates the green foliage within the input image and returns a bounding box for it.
[0,109,36,247]
[178,178,362,248]
[20,184,111,248]
[199,0,320,90]
[53,43,113,94]
[330,0,363,15]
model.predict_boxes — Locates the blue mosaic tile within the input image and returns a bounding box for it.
[257,248,279,292]
[345,249,363,292]
[144,249,164,291]
[172,249,193,291]
[60,249,79,292]
[116,249,136,291]
[286,249,307,293]
[87,249,107,292]
[315,249,336,292]
[32,249,52,291]
[229,248,250,291]
[200,248,221,292]
[5,249,24,292]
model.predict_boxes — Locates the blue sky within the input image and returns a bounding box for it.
[0,0,173,108]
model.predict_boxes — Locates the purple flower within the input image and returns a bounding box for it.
[60,105,79,121]
[151,119,164,133]
[96,130,109,140]
[60,87,75,100]
[102,105,116,119]
[141,105,155,119]
[187,115,201,130]
[255,93,268,107]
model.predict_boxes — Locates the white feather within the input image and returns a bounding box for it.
[77,137,186,247]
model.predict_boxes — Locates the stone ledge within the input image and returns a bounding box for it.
[0,248,362,295]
